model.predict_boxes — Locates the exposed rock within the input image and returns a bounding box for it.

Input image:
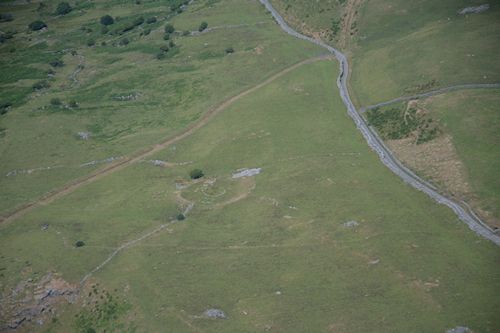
[458,4,489,15]
[77,131,90,140]
[1,273,78,331]
[204,308,226,319]
[232,168,262,179]
[343,220,359,228]
[446,327,472,333]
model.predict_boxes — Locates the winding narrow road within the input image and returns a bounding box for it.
[258,0,500,245]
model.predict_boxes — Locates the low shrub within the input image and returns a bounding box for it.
[28,20,47,31]
[198,21,208,32]
[55,2,72,15]
[100,15,114,26]
[189,169,204,179]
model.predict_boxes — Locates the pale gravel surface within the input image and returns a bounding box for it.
[258,0,500,245]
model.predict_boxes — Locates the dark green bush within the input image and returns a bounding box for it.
[0,102,12,115]
[156,52,166,60]
[163,33,170,40]
[119,37,129,45]
[160,45,169,52]
[176,213,185,221]
[101,26,109,34]
[225,47,234,54]
[55,2,72,15]
[49,59,64,67]
[28,20,47,31]
[146,17,157,24]
[164,23,175,33]
[189,169,204,179]
[100,15,114,26]
[198,21,208,32]
[50,98,62,106]
[169,40,175,48]
[75,240,85,247]
[87,38,95,46]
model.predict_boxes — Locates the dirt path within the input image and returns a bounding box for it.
[339,0,362,49]
[0,56,332,227]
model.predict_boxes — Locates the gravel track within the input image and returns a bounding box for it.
[360,83,500,113]
[258,0,500,245]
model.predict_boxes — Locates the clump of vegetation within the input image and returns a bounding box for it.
[28,20,47,31]
[69,100,79,108]
[87,38,95,47]
[146,17,157,24]
[198,21,208,32]
[164,23,175,34]
[75,240,85,247]
[163,33,170,40]
[366,104,440,144]
[176,213,185,221]
[76,286,130,332]
[189,169,204,179]
[32,80,50,91]
[0,13,13,22]
[225,47,234,54]
[140,28,151,36]
[100,15,114,26]
[331,19,340,36]
[49,59,64,67]
[0,102,12,115]
[404,79,438,94]
[50,98,62,106]
[101,26,109,34]
[119,38,129,46]
[55,2,72,16]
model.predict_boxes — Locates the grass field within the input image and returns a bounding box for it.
[425,90,500,225]
[1,60,499,332]
[0,0,324,216]
[351,0,500,105]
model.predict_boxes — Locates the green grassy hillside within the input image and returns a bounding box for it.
[1,59,498,333]
[0,0,323,216]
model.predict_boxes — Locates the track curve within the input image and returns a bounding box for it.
[258,0,500,245]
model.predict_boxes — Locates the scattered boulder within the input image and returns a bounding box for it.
[77,131,90,140]
[343,220,359,228]
[204,308,226,319]
[446,327,472,333]
[458,4,489,15]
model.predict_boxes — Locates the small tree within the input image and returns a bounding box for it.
[75,240,85,247]
[55,2,72,15]
[176,213,185,221]
[189,169,204,179]
[100,15,114,26]
[29,20,47,31]
[198,21,208,32]
[225,47,234,54]
[164,23,175,34]
[50,98,62,106]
